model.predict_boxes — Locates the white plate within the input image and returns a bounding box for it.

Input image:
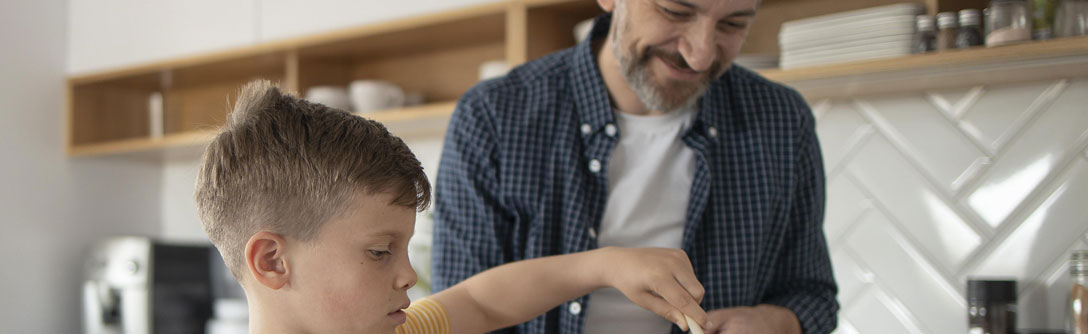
[781,3,924,33]
[781,49,911,69]
[782,29,916,51]
[780,15,917,44]
[783,44,912,61]
[734,54,780,69]
[782,34,915,55]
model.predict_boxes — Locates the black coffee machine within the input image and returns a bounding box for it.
[82,236,214,334]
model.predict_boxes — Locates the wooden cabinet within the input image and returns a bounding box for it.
[66,0,1088,157]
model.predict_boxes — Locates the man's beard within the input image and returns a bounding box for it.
[613,35,722,113]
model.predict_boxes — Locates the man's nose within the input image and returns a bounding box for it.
[679,22,718,72]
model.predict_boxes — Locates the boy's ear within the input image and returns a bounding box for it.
[245,231,291,290]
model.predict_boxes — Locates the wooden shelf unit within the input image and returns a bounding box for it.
[757,36,1088,99]
[67,0,1085,157]
[744,0,990,56]
[66,0,603,157]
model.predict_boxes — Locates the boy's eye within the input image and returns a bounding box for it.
[369,250,392,259]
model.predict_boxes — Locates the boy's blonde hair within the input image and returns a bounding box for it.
[194,80,431,280]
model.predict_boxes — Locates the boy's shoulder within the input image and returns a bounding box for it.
[396,298,450,334]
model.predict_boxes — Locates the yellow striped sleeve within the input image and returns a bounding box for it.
[395,298,450,334]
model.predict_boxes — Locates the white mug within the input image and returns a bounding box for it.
[304,86,351,111]
[349,80,405,113]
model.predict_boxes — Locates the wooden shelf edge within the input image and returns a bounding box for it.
[68,131,218,157]
[358,101,457,123]
[67,102,457,157]
[757,36,1088,83]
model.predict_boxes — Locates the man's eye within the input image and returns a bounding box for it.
[661,7,692,19]
[369,250,392,259]
[720,21,747,30]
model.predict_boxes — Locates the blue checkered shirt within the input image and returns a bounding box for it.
[433,14,838,334]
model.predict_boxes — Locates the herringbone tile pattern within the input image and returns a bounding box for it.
[817,78,1088,333]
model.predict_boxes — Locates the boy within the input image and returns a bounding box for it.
[193,80,708,334]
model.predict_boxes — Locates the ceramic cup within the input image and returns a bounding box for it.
[304,86,352,111]
[349,80,405,113]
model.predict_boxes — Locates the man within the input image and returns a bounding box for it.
[433,0,838,333]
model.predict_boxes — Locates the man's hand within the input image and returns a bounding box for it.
[596,247,709,331]
[703,304,801,334]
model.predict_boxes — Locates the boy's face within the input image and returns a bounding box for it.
[285,191,418,334]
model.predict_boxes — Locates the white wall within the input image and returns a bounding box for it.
[67,0,257,74]
[0,1,163,333]
[258,0,501,41]
[818,78,1088,333]
[67,0,502,74]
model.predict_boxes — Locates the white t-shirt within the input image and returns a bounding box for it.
[583,107,697,334]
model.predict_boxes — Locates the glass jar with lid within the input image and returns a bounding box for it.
[987,0,1034,46]
[1070,250,1088,334]
[1055,0,1088,37]
[915,15,938,53]
[957,9,986,48]
[938,12,960,51]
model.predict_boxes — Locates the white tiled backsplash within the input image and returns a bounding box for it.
[815,77,1088,333]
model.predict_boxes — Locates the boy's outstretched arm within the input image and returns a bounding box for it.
[430,247,708,334]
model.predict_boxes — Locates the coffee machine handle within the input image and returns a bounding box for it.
[83,280,105,334]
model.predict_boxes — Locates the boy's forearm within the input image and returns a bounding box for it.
[433,248,610,333]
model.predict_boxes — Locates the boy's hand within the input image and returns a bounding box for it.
[596,247,708,332]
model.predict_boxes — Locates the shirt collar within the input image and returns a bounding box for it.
[571,13,618,132]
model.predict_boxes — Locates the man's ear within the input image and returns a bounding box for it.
[245,231,291,290]
[598,0,615,12]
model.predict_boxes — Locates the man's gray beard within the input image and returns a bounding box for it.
[613,39,705,113]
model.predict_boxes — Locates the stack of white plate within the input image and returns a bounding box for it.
[779,3,924,69]
[733,54,780,70]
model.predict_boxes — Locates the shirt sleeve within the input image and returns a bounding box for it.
[432,88,513,293]
[395,298,451,334]
[762,95,840,334]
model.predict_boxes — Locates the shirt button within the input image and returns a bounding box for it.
[708,126,719,138]
[604,123,617,137]
[588,227,597,239]
[568,301,582,315]
[580,123,592,135]
[588,159,602,173]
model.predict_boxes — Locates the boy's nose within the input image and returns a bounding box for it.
[395,260,418,290]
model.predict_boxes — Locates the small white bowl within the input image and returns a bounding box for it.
[304,86,351,111]
[349,80,405,113]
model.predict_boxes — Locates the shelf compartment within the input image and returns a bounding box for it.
[743,0,989,56]
[67,102,457,157]
[165,53,288,135]
[523,0,603,62]
[295,5,507,104]
[69,72,164,147]
[757,36,1088,98]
